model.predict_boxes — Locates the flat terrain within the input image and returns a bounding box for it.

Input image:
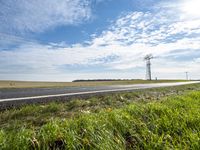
[0,80,188,89]
[0,83,200,149]
[0,81,196,100]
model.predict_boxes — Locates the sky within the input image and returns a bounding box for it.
[0,0,200,81]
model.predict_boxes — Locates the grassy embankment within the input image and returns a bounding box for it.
[0,79,188,89]
[0,84,200,149]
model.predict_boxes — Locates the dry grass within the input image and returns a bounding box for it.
[0,80,187,89]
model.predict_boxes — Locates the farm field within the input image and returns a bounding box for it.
[0,83,200,149]
[1,0,200,149]
[0,79,188,89]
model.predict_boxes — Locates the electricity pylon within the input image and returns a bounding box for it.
[144,54,154,80]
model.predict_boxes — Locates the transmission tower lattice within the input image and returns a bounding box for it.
[144,54,154,80]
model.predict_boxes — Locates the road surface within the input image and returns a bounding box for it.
[0,81,199,109]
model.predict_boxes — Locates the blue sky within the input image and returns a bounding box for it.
[0,0,200,81]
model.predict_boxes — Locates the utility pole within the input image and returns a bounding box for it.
[144,54,154,80]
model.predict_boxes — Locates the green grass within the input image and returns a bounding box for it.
[0,84,200,149]
[0,79,188,89]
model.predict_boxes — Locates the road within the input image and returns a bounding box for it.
[0,81,199,102]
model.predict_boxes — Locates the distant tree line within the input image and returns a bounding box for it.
[72,79,142,82]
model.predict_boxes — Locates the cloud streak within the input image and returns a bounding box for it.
[0,0,92,33]
[1,0,200,81]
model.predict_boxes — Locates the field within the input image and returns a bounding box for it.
[0,79,188,89]
[0,83,200,149]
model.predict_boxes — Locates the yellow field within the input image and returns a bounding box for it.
[0,80,187,89]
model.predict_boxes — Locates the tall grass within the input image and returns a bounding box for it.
[0,91,200,149]
[1,83,199,131]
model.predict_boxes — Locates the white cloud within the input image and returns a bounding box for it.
[87,9,200,71]
[1,0,200,81]
[0,0,92,33]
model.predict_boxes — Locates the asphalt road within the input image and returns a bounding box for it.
[0,81,200,103]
